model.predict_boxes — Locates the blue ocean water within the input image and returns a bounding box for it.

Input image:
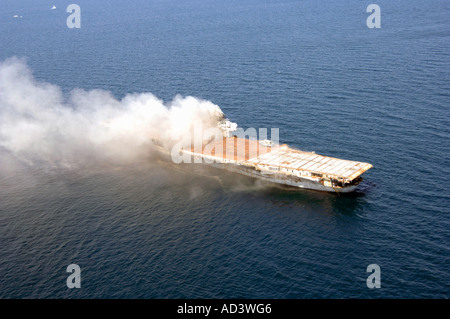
[0,0,449,298]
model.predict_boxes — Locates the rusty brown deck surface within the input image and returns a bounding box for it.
[190,137,272,161]
[188,137,372,180]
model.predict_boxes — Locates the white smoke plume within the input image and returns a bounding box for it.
[0,57,225,168]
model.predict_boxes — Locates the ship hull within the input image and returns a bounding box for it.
[150,136,369,194]
[209,162,360,193]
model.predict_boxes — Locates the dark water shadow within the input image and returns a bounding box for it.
[253,183,372,216]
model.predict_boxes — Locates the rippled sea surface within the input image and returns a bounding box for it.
[0,0,449,298]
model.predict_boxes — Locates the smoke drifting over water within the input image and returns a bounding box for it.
[0,57,225,168]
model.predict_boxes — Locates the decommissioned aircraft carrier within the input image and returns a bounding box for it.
[174,119,373,193]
